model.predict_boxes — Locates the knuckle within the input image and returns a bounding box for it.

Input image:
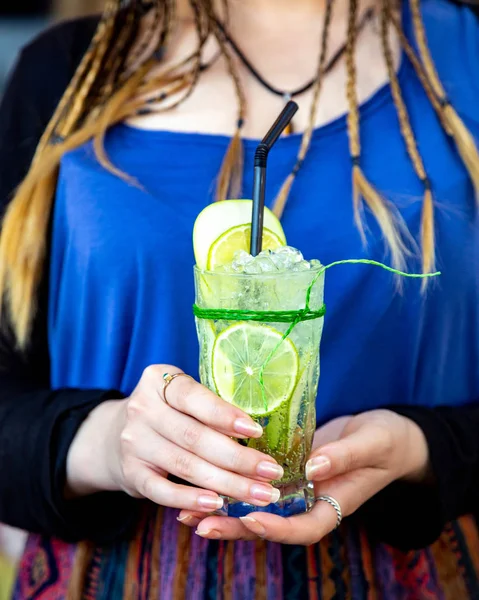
[142,364,162,384]
[369,422,394,456]
[138,474,158,500]
[158,484,175,507]
[227,446,244,472]
[380,427,394,455]
[173,384,191,412]
[174,453,193,479]
[208,397,222,423]
[341,445,355,472]
[119,427,135,452]
[126,398,144,421]
[182,424,202,449]
[235,477,253,501]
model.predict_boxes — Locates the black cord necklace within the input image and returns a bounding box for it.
[216,8,374,133]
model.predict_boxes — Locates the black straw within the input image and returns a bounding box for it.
[250,101,299,256]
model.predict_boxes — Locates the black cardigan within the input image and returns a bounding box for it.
[0,16,478,549]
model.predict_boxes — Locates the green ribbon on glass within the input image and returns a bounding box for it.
[193,259,441,325]
[193,259,441,410]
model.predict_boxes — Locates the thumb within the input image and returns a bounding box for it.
[306,422,392,482]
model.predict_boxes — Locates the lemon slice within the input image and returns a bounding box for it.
[207,225,284,270]
[212,323,299,417]
[193,200,286,269]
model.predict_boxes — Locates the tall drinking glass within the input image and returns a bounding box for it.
[194,264,325,517]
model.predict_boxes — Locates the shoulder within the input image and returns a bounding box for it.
[16,16,99,99]
[418,0,479,118]
[0,16,99,208]
[0,16,100,137]
[21,15,99,60]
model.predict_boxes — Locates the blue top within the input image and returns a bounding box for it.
[49,0,479,424]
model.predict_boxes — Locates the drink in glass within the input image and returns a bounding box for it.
[194,252,324,517]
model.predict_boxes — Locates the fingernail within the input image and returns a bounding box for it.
[197,496,224,510]
[240,516,266,537]
[250,484,281,504]
[195,528,221,539]
[177,515,193,524]
[256,461,284,480]
[234,418,263,437]
[306,456,331,480]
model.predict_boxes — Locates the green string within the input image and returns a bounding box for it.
[192,306,326,322]
[194,259,441,411]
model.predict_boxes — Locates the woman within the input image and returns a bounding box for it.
[1,0,479,597]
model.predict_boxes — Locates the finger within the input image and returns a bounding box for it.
[312,416,352,450]
[240,466,394,545]
[177,512,204,528]
[193,515,257,541]
[142,365,263,438]
[237,505,335,545]
[155,407,283,481]
[133,464,224,512]
[305,425,392,482]
[178,509,205,525]
[131,428,281,507]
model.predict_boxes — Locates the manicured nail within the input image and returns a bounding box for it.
[240,516,266,537]
[195,528,221,539]
[306,456,331,480]
[256,461,284,480]
[197,495,224,510]
[177,515,193,524]
[234,418,263,437]
[250,484,281,504]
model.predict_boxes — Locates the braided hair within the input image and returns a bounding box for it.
[1,0,478,347]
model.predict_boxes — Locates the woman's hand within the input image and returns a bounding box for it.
[177,409,430,543]
[66,365,283,514]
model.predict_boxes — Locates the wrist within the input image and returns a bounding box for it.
[66,399,126,497]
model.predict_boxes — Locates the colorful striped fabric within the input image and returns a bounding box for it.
[13,506,479,599]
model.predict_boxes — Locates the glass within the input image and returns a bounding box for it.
[194,264,325,517]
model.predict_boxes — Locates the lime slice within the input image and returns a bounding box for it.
[212,323,299,417]
[193,200,286,269]
[207,225,284,270]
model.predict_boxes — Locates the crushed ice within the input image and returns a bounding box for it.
[220,246,322,274]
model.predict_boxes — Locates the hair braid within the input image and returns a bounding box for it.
[410,0,479,199]
[124,3,161,71]
[100,8,140,99]
[346,0,408,271]
[387,10,445,128]
[144,0,210,112]
[61,3,119,134]
[272,0,333,219]
[381,2,434,276]
[33,13,112,152]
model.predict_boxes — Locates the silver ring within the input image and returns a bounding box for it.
[315,495,342,529]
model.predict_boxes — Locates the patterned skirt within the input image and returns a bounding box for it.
[13,506,479,600]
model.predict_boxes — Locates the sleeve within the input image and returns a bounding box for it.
[0,21,140,543]
[356,403,479,551]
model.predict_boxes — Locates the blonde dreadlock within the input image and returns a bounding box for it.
[1,0,479,348]
[380,0,435,277]
[409,0,479,198]
[346,0,410,271]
